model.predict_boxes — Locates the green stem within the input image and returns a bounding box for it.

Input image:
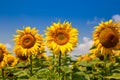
[70,73,72,80]
[104,55,108,77]
[53,54,55,68]
[64,53,67,65]
[52,54,56,74]
[30,54,33,76]
[2,69,5,80]
[59,51,61,80]
[64,53,67,80]
[64,74,67,80]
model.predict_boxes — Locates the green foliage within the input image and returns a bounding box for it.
[2,53,120,80]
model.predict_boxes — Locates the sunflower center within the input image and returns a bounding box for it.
[8,59,14,66]
[17,55,28,61]
[58,33,66,40]
[54,29,69,45]
[0,49,4,62]
[20,34,36,48]
[99,28,119,48]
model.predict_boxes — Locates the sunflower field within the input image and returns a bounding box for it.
[0,20,120,80]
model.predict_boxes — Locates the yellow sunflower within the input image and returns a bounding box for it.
[81,54,92,62]
[13,26,44,57]
[15,50,29,62]
[76,54,92,64]
[112,50,120,56]
[89,53,96,59]
[37,44,49,60]
[4,54,18,67]
[76,55,83,64]
[93,20,120,55]
[0,43,9,68]
[45,21,78,55]
[37,53,49,60]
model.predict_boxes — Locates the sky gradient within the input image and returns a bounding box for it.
[0,0,120,55]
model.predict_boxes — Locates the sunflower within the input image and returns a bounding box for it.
[76,55,83,64]
[13,26,44,57]
[112,50,120,56]
[37,53,49,60]
[15,48,29,62]
[76,54,92,64]
[89,53,96,59]
[93,20,120,55]
[0,44,8,68]
[45,21,78,55]
[82,54,92,62]
[4,54,18,67]
[37,44,49,60]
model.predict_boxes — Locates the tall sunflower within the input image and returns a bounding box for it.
[0,44,8,68]
[45,21,78,55]
[93,20,120,55]
[13,26,44,57]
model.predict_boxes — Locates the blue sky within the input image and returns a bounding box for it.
[0,0,120,54]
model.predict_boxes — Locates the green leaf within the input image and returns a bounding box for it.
[105,73,120,79]
[113,63,119,67]
[14,70,29,78]
[52,58,58,62]
[79,60,88,66]
[43,61,51,66]
[61,66,72,74]
[112,69,120,73]
[87,58,100,67]
[115,56,120,62]
[29,75,38,80]
[84,74,90,80]
[72,72,88,80]
[106,62,112,68]
[16,62,26,68]
[77,66,87,72]
[34,68,50,78]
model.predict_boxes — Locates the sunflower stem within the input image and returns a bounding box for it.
[64,53,67,80]
[52,54,55,72]
[58,51,61,80]
[2,68,5,80]
[30,54,33,76]
[104,55,108,77]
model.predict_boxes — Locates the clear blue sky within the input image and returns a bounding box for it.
[0,0,120,45]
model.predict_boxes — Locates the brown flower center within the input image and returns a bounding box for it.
[20,34,36,48]
[0,49,4,62]
[54,29,69,45]
[17,55,28,61]
[8,59,14,66]
[99,28,119,48]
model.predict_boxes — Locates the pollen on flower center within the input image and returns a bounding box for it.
[99,28,119,48]
[54,29,69,45]
[20,34,36,48]
[57,33,66,40]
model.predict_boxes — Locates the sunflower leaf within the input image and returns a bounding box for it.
[104,73,120,79]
